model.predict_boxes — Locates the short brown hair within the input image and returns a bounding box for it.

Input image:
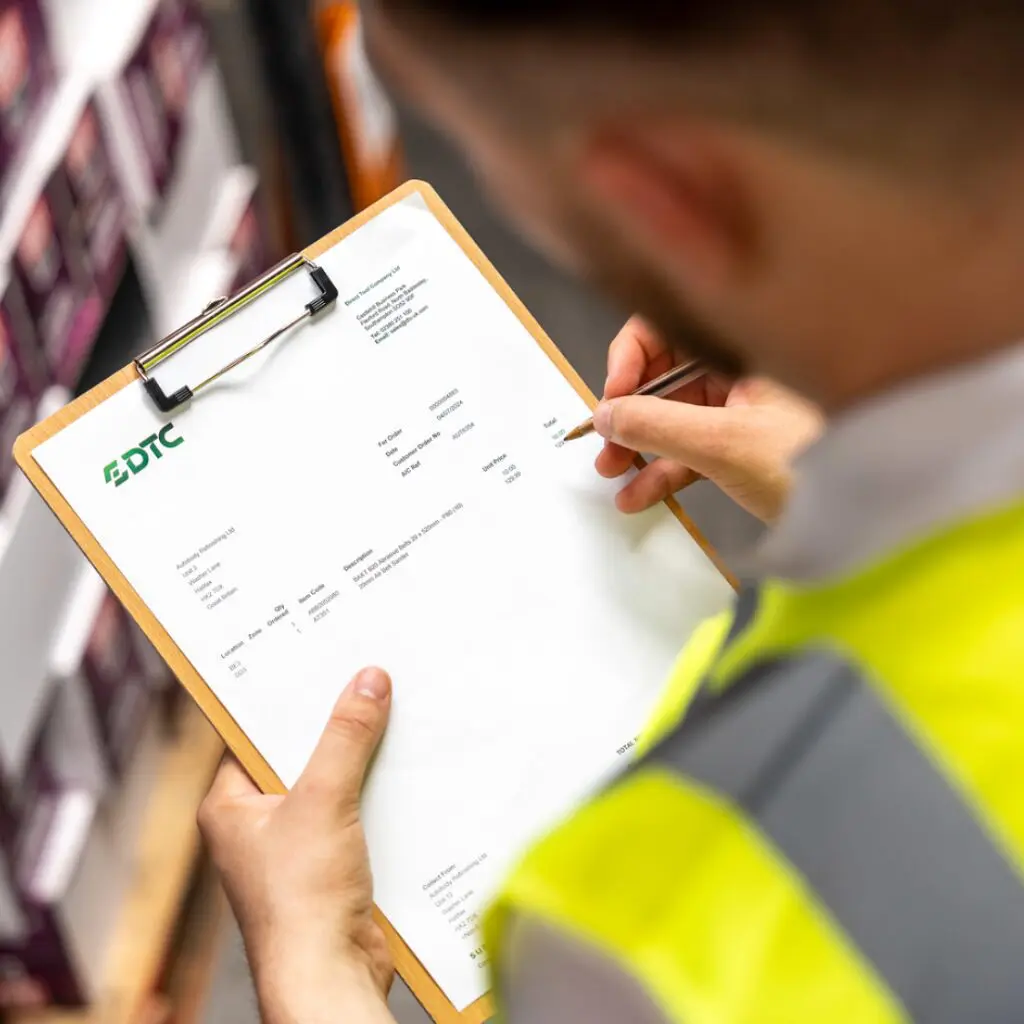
[380,1,1024,167]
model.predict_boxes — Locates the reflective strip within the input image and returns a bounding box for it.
[647,652,1024,1024]
[487,770,905,1024]
[637,611,734,758]
[640,588,762,756]
[712,499,1024,876]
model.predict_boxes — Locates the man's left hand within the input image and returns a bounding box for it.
[199,667,397,1024]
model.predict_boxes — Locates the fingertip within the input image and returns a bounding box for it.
[615,486,648,515]
[595,442,632,479]
[606,325,648,397]
[603,364,638,400]
[616,461,692,514]
[347,666,392,702]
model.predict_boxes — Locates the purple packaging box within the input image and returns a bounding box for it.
[0,270,48,393]
[128,618,173,693]
[0,762,88,1008]
[0,674,105,858]
[13,166,103,389]
[119,0,208,213]
[149,2,191,197]
[0,675,124,1009]
[0,851,44,1010]
[64,101,127,304]
[179,0,211,85]
[230,196,270,293]
[122,2,196,209]
[0,907,87,1008]
[0,0,54,194]
[81,595,154,775]
[0,301,38,499]
[161,0,209,92]
[0,779,117,1007]
[121,19,172,204]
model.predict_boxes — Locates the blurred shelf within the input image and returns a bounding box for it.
[73,259,152,395]
[158,859,228,1024]
[0,0,163,263]
[45,0,163,84]
[13,702,224,1024]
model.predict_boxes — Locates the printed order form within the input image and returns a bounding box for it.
[34,191,733,1010]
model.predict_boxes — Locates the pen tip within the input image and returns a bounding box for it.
[563,421,596,442]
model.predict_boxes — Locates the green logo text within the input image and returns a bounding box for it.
[104,424,185,487]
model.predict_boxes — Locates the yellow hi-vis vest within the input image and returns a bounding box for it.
[485,497,1024,1023]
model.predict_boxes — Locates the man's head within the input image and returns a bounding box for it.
[367,2,1024,409]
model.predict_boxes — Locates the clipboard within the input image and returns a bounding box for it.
[14,180,735,1023]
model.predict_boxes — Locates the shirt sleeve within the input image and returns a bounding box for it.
[500,913,671,1024]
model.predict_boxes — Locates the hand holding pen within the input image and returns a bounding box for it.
[575,316,824,523]
[564,358,706,441]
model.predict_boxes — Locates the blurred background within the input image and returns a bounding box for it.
[0,1,758,1021]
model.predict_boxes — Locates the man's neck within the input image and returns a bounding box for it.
[767,147,1024,415]
[816,326,1024,416]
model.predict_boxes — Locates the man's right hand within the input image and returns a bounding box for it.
[593,316,824,523]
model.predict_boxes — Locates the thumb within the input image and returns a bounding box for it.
[593,395,738,475]
[295,667,392,814]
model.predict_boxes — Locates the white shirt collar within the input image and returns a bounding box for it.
[752,343,1024,583]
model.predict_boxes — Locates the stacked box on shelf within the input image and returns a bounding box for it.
[0,682,128,1008]
[0,267,46,394]
[114,0,209,219]
[79,591,156,776]
[97,0,246,337]
[0,600,119,1008]
[0,0,54,198]
[0,562,175,1009]
[0,343,33,499]
[12,165,102,387]
[0,391,108,1007]
[0,274,42,500]
[64,99,127,304]
[198,164,270,293]
[229,186,269,292]
[177,0,210,85]
[155,0,210,135]
[0,391,84,791]
[0,790,121,1008]
[121,13,179,208]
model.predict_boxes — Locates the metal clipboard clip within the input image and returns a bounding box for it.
[135,253,339,413]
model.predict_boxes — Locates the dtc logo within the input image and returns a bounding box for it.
[104,424,184,487]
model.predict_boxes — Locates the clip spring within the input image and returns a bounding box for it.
[135,254,339,413]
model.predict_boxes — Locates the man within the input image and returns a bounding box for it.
[199,3,1024,1022]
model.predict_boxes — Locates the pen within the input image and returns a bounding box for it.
[563,359,706,442]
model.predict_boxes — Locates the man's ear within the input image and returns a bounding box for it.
[579,122,756,301]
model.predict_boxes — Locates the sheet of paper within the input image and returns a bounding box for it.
[33,191,733,1010]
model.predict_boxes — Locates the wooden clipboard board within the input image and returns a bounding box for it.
[14,180,734,1023]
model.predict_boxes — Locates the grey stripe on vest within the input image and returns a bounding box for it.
[644,652,1024,1023]
[723,584,760,648]
[503,915,672,1024]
